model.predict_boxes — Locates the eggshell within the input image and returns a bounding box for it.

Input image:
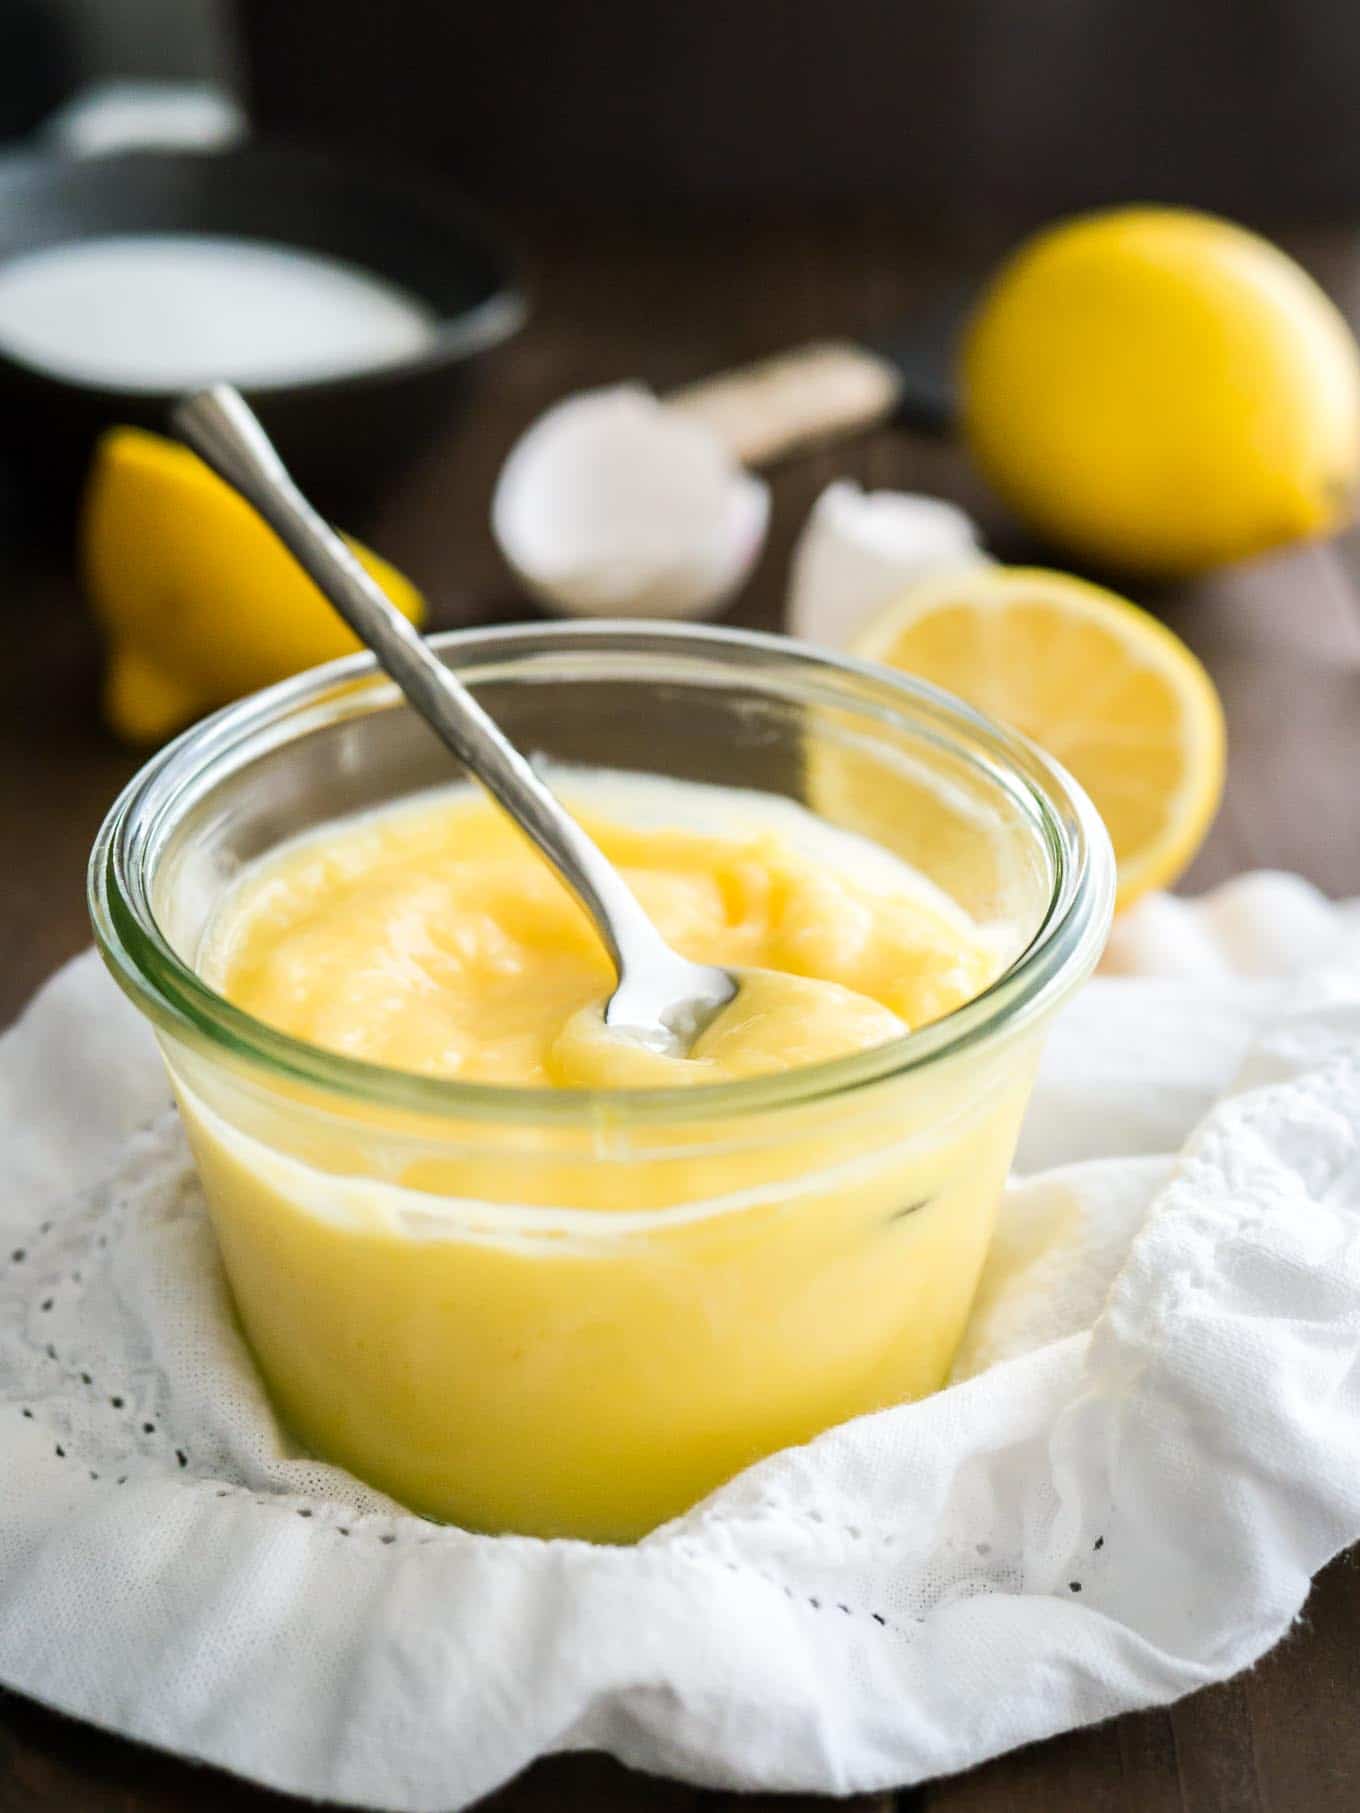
[787,481,987,648]
[493,385,769,618]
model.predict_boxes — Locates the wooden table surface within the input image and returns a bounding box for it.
[3,212,1359,1812]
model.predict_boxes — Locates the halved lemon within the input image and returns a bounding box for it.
[848,566,1226,910]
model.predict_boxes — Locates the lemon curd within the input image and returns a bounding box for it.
[169,773,1033,1539]
[205,779,998,1087]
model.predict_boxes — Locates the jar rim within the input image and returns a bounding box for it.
[89,619,1115,1126]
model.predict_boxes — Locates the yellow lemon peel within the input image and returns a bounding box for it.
[83,426,424,743]
[962,207,1360,575]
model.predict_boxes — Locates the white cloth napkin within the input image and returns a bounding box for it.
[3,872,1360,1812]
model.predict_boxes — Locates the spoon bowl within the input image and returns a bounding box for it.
[603,953,737,1052]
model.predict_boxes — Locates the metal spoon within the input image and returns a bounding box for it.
[172,384,737,1055]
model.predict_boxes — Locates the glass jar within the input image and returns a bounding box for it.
[90,622,1114,1541]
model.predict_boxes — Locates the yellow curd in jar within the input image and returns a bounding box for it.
[177,774,1029,1539]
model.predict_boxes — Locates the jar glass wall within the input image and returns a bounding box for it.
[91,623,1114,1540]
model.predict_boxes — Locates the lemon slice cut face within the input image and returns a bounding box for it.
[850,566,1225,910]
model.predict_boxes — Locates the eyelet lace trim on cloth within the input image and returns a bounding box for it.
[0,1111,463,1543]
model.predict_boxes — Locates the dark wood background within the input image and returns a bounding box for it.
[2,210,1359,1809]
[237,0,1360,225]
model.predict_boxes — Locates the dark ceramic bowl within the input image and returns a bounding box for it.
[0,141,525,531]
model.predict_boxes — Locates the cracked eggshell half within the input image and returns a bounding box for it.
[492,384,769,618]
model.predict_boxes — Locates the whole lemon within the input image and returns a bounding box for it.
[961,207,1360,575]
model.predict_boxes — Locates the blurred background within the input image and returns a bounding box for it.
[239,0,1360,225]
[3,0,1360,981]
[4,0,1359,536]
[9,0,1360,220]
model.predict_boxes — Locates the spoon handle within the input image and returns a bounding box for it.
[172,384,665,984]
